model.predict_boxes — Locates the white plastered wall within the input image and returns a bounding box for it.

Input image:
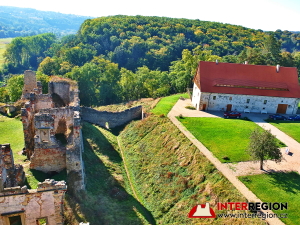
[205,93,299,114]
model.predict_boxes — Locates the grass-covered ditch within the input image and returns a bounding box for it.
[118,116,264,224]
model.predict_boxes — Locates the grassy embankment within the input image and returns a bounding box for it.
[64,122,155,224]
[71,94,262,224]
[177,117,285,163]
[119,116,264,224]
[239,172,300,225]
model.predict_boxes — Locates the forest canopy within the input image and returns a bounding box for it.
[2,15,300,106]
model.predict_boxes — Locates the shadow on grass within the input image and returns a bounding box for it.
[25,169,67,189]
[75,122,156,225]
[109,118,141,136]
[84,122,123,164]
[268,172,300,194]
[265,119,300,124]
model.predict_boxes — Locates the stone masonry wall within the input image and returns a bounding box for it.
[30,148,66,173]
[49,81,70,106]
[22,70,37,99]
[81,105,142,128]
[0,144,25,189]
[0,179,66,225]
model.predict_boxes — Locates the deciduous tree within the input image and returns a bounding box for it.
[247,128,282,170]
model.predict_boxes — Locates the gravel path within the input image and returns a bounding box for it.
[168,98,286,225]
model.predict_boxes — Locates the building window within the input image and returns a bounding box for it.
[9,215,22,225]
[264,100,267,104]
[229,97,232,100]
[213,96,216,100]
[36,217,48,225]
[246,99,250,103]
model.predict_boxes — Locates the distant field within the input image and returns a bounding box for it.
[0,38,12,67]
[177,117,285,163]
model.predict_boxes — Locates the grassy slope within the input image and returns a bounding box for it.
[119,116,264,224]
[64,122,155,225]
[239,172,300,225]
[151,93,189,116]
[178,117,285,163]
[0,38,12,67]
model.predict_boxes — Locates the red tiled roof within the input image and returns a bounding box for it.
[194,61,300,98]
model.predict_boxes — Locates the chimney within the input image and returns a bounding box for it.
[216,59,218,65]
[245,61,248,65]
[276,64,280,73]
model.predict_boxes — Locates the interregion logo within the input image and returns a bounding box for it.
[188,203,216,218]
[188,202,288,220]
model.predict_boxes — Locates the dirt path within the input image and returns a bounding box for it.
[168,98,285,225]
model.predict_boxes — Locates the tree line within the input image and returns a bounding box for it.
[1,15,300,106]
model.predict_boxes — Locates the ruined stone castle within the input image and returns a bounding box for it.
[21,70,85,193]
[0,71,85,224]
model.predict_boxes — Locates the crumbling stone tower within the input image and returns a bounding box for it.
[21,71,85,194]
[0,144,25,190]
[22,70,42,99]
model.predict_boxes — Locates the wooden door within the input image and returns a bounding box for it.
[202,104,206,111]
[276,104,288,114]
[226,104,232,111]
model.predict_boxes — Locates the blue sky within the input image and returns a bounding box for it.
[1,0,300,31]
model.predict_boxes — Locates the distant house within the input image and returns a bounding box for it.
[192,61,300,114]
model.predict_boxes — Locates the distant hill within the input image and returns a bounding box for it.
[0,6,93,37]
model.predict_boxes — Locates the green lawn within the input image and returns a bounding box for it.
[0,115,25,164]
[177,117,285,163]
[0,115,67,188]
[239,172,299,225]
[151,93,189,116]
[267,120,300,143]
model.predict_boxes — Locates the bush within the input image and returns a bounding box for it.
[185,105,196,110]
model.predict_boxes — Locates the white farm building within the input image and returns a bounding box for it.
[192,61,300,114]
